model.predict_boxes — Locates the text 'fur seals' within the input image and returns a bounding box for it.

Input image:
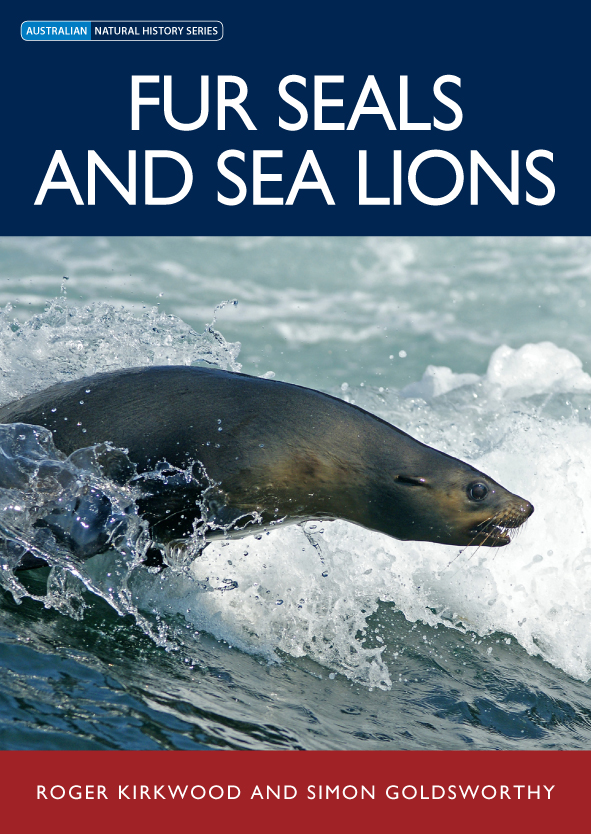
[0,366,533,566]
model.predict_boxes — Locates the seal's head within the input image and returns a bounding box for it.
[365,444,534,548]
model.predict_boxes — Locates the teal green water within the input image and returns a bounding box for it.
[3,236,590,389]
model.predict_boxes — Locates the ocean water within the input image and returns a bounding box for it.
[1,235,591,750]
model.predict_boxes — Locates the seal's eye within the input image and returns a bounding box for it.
[468,483,488,501]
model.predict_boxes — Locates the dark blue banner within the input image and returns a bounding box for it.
[4,2,590,234]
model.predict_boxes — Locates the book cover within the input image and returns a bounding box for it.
[0,1,589,827]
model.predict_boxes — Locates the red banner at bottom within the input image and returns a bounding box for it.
[0,750,584,830]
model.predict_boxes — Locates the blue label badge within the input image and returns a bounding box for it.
[21,21,91,41]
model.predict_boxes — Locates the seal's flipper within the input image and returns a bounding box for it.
[34,487,122,560]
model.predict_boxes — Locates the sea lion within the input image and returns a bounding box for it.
[0,366,533,567]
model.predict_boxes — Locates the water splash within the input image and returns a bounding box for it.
[0,298,241,406]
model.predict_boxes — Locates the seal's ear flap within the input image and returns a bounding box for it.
[395,475,427,487]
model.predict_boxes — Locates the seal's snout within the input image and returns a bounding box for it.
[465,489,534,547]
[504,496,534,527]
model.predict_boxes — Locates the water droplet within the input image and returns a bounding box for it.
[399,350,407,358]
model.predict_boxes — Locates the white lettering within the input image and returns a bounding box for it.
[145,151,193,205]
[409,150,464,205]
[164,76,209,130]
[347,76,396,130]
[471,150,519,204]
[279,75,308,130]
[131,76,160,130]
[217,150,247,205]
[253,150,283,205]
[433,75,462,130]
[286,150,334,205]
[218,77,257,130]
[314,76,344,130]
[88,151,136,205]
[525,150,554,205]
[35,150,84,205]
